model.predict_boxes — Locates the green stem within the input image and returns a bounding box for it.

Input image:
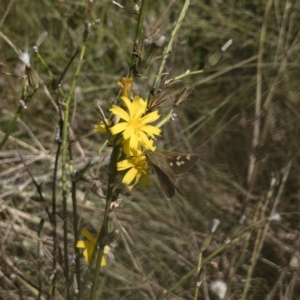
[165,69,204,84]
[151,0,190,92]
[72,181,81,291]
[193,230,213,300]
[61,41,86,296]
[89,146,121,299]
[36,52,54,79]
[193,251,203,300]
[51,139,62,298]
[56,48,80,90]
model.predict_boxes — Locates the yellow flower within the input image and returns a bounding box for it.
[110,96,161,151]
[94,119,111,133]
[117,152,149,190]
[117,76,133,97]
[117,135,155,189]
[76,229,110,267]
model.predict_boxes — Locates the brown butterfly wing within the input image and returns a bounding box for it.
[159,151,200,175]
[152,164,176,199]
[152,165,185,199]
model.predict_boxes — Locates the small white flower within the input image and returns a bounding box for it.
[239,214,246,224]
[196,280,203,287]
[19,52,31,67]
[210,280,227,299]
[211,219,220,233]
[171,113,177,121]
[19,100,27,109]
[133,4,140,13]
[289,251,300,268]
[270,177,277,186]
[268,213,281,222]
[156,35,166,47]
[39,248,44,258]
[221,39,233,52]
[110,198,122,209]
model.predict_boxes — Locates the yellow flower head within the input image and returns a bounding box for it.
[117,153,149,190]
[76,229,110,267]
[94,118,111,133]
[118,134,155,189]
[110,96,161,151]
[117,76,133,98]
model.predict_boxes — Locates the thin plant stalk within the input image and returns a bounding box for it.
[151,0,190,92]
[61,33,87,295]
[71,181,81,291]
[193,250,203,300]
[89,145,121,299]
[247,0,273,188]
[51,135,62,298]
[129,0,148,78]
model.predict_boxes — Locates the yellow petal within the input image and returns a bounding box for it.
[110,122,127,135]
[134,172,141,184]
[123,140,144,156]
[110,105,129,121]
[121,96,132,111]
[139,131,152,146]
[123,126,134,140]
[101,257,107,267]
[141,110,160,124]
[142,125,161,136]
[140,138,156,151]
[122,139,131,156]
[130,96,146,118]
[81,229,95,242]
[94,123,107,132]
[123,167,138,185]
[83,249,89,261]
[132,146,144,156]
[76,241,86,248]
[117,159,134,171]
[129,134,139,150]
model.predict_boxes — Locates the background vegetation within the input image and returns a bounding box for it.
[1,0,300,299]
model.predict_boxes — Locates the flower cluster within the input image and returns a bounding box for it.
[94,77,161,189]
[110,95,160,152]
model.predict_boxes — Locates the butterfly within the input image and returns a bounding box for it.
[144,150,200,198]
